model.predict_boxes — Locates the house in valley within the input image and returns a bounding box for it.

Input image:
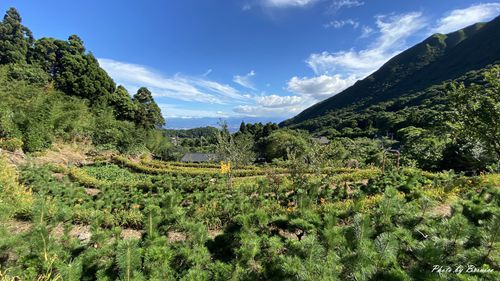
[180,153,217,163]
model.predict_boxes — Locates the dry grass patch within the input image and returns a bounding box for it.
[5,220,32,234]
[121,228,143,240]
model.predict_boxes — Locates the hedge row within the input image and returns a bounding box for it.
[116,156,292,177]
[143,159,259,170]
[65,166,156,191]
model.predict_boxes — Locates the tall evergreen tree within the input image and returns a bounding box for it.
[239,121,247,134]
[54,35,115,101]
[29,37,62,76]
[107,85,137,121]
[133,87,165,128]
[0,7,33,64]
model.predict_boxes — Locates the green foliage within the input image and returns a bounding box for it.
[0,7,499,279]
[0,7,169,156]
[0,106,19,138]
[6,63,50,86]
[283,18,499,127]
[264,129,308,161]
[164,126,218,138]
[117,240,143,281]
[53,36,116,102]
[0,8,33,64]
[133,87,165,129]
[216,121,256,167]
[1,156,499,280]
[0,138,23,151]
[398,126,447,170]
[449,65,500,161]
[107,85,137,121]
[280,16,500,172]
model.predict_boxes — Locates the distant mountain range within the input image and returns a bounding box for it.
[165,116,284,132]
[281,16,500,131]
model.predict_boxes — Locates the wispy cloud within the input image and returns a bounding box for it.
[235,73,357,117]
[261,0,364,10]
[262,0,319,8]
[242,3,252,11]
[257,94,305,107]
[202,69,212,76]
[283,3,500,111]
[360,25,374,37]
[329,0,364,12]
[287,74,357,99]
[159,104,230,119]
[431,3,500,34]
[307,12,426,76]
[232,11,427,116]
[233,70,257,90]
[101,3,500,120]
[279,12,426,105]
[98,58,249,104]
[192,79,249,101]
[324,19,359,29]
[233,104,306,117]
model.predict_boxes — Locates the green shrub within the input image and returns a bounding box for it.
[22,123,52,152]
[7,63,50,86]
[0,137,23,151]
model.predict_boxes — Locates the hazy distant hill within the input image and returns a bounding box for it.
[166,117,283,132]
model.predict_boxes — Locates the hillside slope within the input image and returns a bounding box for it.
[282,16,500,127]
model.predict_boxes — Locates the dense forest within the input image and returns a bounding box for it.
[0,7,499,281]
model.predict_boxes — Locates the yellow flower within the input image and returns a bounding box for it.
[220,161,231,174]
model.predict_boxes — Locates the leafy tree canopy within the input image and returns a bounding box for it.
[133,87,165,129]
[0,7,33,64]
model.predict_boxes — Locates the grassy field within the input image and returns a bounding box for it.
[0,155,498,280]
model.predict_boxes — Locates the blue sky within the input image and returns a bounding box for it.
[2,0,500,127]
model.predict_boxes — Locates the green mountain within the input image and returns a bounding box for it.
[281,16,500,131]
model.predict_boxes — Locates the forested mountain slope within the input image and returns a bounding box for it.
[282,16,500,128]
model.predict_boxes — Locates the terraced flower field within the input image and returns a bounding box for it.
[0,155,498,280]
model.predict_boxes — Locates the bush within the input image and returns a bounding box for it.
[22,122,52,152]
[0,106,20,139]
[7,63,50,86]
[0,138,23,151]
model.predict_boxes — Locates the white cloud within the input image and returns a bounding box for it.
[257,94,304,107]
[233,70,256,90]
[202,69,212,76]
[159,104,230,118]
[306,12,426,76]
[242,3,252,11]
[98,58,248,104]
[330,0,364,11]
[285,12,426,104]
[263,0,318,8]
[324,19,359,29]
[360,25,374,37]
[432,3,500,34]
[287,74,358,99]
[192,79,248,101]
[232,93,313,117]
[233,104,305,117]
